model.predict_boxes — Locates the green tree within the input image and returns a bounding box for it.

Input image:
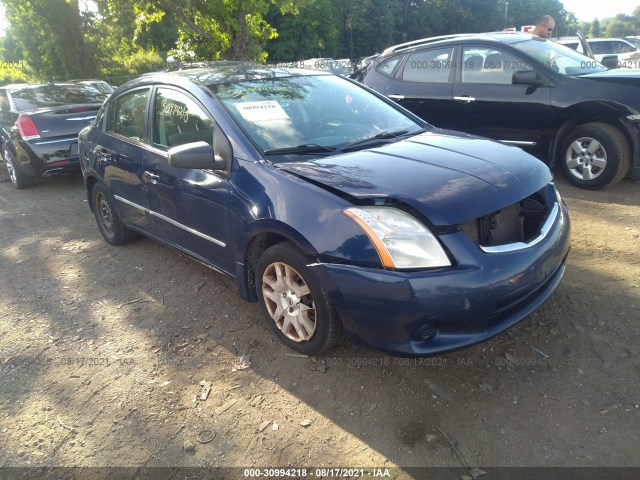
[604,12,638,37]
[3,0,96,80]
[0,31,22,62]
[114,0,302,62]
[588,18,601,38]
[500,0,569,36]
[266,0,340,60]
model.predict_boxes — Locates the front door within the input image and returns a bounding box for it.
[143,86,234,274]
[450,45,552,150]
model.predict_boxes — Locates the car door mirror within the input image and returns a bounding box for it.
[168,141,226,170]
[601,55,619,70]
[512,70,545,86]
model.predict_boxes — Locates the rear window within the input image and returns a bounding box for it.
[9,85,105,111]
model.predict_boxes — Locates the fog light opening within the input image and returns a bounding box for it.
[414,324,436,342]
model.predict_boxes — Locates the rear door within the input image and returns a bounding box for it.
[97,87,152,229]
[143,86,233,274]
[385,46,455,127]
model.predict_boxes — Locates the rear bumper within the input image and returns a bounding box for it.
[311,201,571,357]
[11,137,80,177]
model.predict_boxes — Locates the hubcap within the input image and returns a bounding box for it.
[565,136,607,181]
[97,193,115,234]
[261,262,316,342]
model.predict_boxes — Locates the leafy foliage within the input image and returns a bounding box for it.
[0,64,34,84]
[3,0,95,80]
[0,0,638,84]
[603,7,640,37]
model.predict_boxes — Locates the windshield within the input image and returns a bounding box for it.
[87,82,114,94]
[512,38,607,76]
[625,37,640,49]
[210,74,423,160]
[10,84,106,111]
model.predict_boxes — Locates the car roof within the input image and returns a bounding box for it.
[379,32,538,56]
[0,83,30,90]
[122,62,331,90]
[587,37,635,44]
[3,82,84,92]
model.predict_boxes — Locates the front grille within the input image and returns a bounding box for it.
[461,191,550,248]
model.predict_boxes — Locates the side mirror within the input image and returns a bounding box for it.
[601,55,619,70]
[168,141,226,170]
[512,70,545,86]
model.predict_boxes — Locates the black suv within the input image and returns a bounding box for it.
[354,32,640,190]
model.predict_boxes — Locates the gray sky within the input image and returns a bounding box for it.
[562,0,637,22]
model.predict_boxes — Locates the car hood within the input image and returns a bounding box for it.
[578,69,640,84]
[279,131,552,225]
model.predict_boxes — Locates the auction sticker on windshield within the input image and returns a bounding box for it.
[235,101,289,122]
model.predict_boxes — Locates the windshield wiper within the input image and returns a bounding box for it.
[263,144,337,156]
[341,129,421,152]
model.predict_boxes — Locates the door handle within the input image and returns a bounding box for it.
[143,171,160,184]
[96,147,110,162]
[454,96,476,103]
[388,94,405,100]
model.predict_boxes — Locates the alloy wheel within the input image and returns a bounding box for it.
[565,136,607,181]
[261,262,317,342]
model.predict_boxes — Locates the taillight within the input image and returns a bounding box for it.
[73,107,89,112]
[17,115,40,140]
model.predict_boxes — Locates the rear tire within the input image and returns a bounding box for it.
[3,146,36,189]
[559,122,630,190]
[92,183,137,245]
[256,242,342,355]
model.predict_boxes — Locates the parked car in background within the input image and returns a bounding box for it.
[68,79,115,96]
[356,53,381,70]
[558,37,639,67]
[0,82,104,188]
[623,36,640,49]
[79,65,570,357]
[354,32,640,189]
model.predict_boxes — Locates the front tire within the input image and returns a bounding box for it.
[92,183,137,245]
[256,242,342,355]
[559,122,630,190]
[3,146,36,189]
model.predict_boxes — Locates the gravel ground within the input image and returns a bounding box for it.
[0,171,638,480]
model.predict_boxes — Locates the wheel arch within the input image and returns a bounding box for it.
[237,222,320,302]
[550,102,635,170]
[84,174,100,213]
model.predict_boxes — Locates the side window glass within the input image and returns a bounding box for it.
[617,42,634,53]
[107,89,150,141]
[152,88,214,150]
[375,56,401,77]
[461,47,532,84]
[93,103,107,130]
[402,47,454,83]
[591,42,609,55]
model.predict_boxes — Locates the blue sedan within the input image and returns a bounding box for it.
[78,64,570,357]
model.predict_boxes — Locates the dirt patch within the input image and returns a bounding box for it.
[0,172,639,478]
